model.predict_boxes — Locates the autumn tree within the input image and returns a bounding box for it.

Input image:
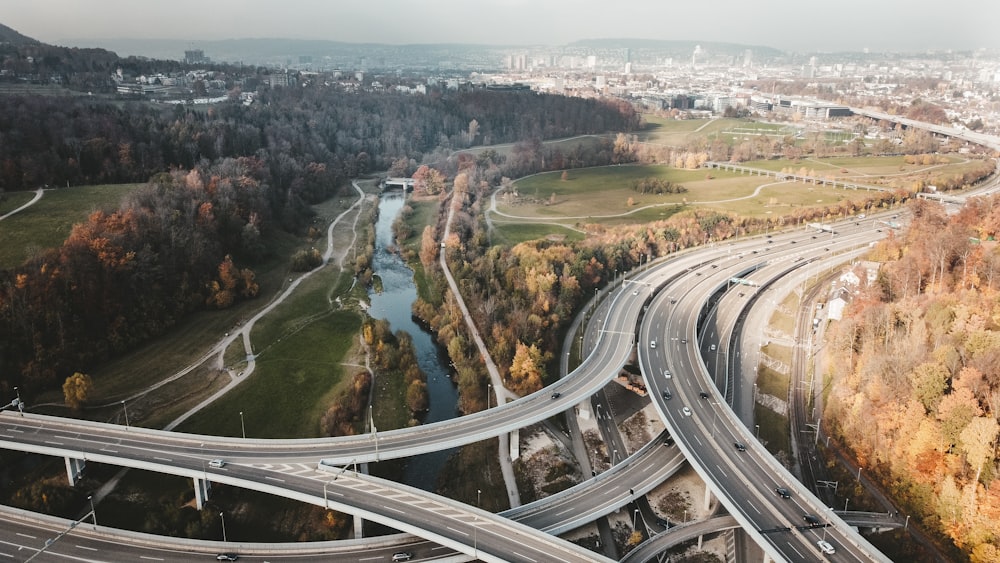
[62,372,92,410]
[508,341,547,395]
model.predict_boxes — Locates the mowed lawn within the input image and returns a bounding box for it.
[0,184,142,269]
[497,164,868,221]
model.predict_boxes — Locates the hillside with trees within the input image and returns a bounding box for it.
[825,197,1000,561]
[0,47,638,400]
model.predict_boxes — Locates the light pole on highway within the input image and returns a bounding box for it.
[370,407,379,462]
[220,512,228,543]
[613,448,618,465]
[87,494,97,528]
[239,411,245,439]
[755,424,760,440]
[633,509,641,530]
[14,386,23,416]
[477,489,481,508]
[121,400,130,429]
[487,384,492,409]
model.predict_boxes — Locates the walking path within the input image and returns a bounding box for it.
[0,187,43,221]
[84,182,367,508]
[440,193,522,508]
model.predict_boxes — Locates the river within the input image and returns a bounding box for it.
[367,191,459,491]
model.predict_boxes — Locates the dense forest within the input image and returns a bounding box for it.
[826,197,1000,561]
[0,83,638,398]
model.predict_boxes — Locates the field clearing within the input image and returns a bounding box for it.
[0,184,142,269]
[492,222,586,246]
[180,309,361,438]
[637,118,751,146]
[0,190,37,215]
[496,164,873,223]
[706,183,863,217]
[636,114,709,143]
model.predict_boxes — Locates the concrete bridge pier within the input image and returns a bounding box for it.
[193,477,211,510]
[64,456,86,486]
[703,486,714,511]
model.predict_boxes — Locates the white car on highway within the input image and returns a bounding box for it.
[682,407,692,417]
[817,540,835,554]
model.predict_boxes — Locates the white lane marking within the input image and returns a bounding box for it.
[747,499,761,514]
[510,551,537,562]
[786,542,804,559]
[358,557,382,561]
[75,545,98,551]
[715,464,728,478]
[693,435,703,447]
[445,526,469,537]
[556,507,575,516]
[383,505,405,514]
[153,457,171,462]
[15,533,36,539]
[102,449,118,454]
[140,557,164,561]
[43,441,63,446]
[264,476,285,482]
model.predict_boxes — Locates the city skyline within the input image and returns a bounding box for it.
[4,0,998,54]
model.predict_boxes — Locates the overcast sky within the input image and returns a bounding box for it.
[4,0,998,52]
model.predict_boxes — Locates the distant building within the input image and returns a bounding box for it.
[184,49,208,64]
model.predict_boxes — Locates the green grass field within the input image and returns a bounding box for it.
[495,164,879,226]
[491,222,587,246]
[0,184,142,269]
[0,190,37,215]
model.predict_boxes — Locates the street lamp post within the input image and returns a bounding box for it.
[88,495,97,527]
[477,489,481,508]
[121,401,130,429]
[633,509,640,530]
[486,384,492,409]
[219,512,227,543]
[14,386,23,416]
[755,424,760,439]
[239,411,245,439]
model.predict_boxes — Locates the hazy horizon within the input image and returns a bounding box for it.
[5,0,999,54]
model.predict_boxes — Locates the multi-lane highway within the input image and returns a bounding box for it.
[640,220,894,562]
[1,219,897,562]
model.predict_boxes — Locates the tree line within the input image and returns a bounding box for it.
[826,197,1000,561]
[0,83,638,399]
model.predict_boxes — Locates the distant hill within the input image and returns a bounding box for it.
[54,37,517,68]
[568,38,783,59]
[0,22,40,46]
